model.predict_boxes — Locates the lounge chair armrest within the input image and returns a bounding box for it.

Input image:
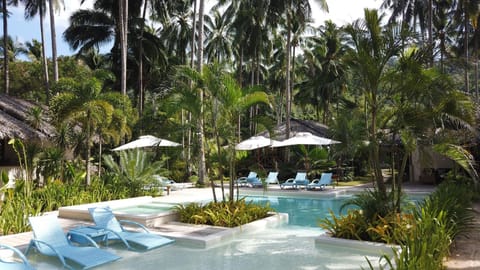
[26,239,68,268]
[67,231,100,248]
[118,220,150,233]
[0,243,31,266]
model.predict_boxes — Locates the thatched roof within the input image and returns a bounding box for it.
[0,94,55,141]
[257,118,330,141]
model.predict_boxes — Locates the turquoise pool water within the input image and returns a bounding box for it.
[114,203,175,215]
[28,195,389,270]
[246,195,347,227]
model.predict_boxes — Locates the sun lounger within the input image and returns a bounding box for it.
[264,172,279,184]
[88,206,175,251]
[235,171,258,187]
[0,243,34,270]
[307,173,333,190]
[280,172,309,189]
[26,215,121,270]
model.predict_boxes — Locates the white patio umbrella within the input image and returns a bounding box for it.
[271,132,340,147]
[235,136,280,150]
[112,135,181,151]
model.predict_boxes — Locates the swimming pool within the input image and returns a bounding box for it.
[246,195,347,227]
[28,195,388,270]
[114,202,176,215]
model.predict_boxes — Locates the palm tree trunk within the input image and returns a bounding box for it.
[475,33,479,103]
[119,0,128,96]
[285,13,292,141]
[196,0,206,187]
[428,0,433,67]
[138,0,147,124]
[48,0,58,82]
[39,8,50,104]
[184,0,197,178]
[86,112,92,185]
[465,8,470,94]
[2,0,9,94]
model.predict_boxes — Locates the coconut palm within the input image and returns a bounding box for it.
[23,39,43,61]
[48,0,63,82]
[0,35,27,61]
[1,0,21,94]
[204,9,234,63]
[297,20,347,124]
[21,0,50,102]
[64,0,142,90]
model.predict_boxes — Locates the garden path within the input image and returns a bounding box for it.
[444,202,480,270]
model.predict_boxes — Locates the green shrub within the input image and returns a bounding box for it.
[174,199,273,227]
[365,181,475,269]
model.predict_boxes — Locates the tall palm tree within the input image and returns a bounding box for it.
[48,0,63,82]
[64,0,143,91]
[22,0,50,102]
[119,0,127,96]
[297,20,346,124]
[1,0,20,94]
[196,0,206,186]
[266,0,326,140]
[204,9,234,63]
[345,9,403,195]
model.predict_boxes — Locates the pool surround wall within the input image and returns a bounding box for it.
[58,196,179,227]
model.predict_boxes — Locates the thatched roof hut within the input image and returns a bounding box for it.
[0,94,55,141]
[257,118,330,141]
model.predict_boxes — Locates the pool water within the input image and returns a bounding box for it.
[246,195,347,227]
[114,203,175,215]
[28,195,388,270]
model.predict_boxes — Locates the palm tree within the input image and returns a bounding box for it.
[119,0,127,96]
[22,0,50,102]
[170,64,270,201]
[0,35,27,61]
[266,0,326,140]
[344,9,403,195]
[48,0,63,82]
[64,0,143,91]
[204,9,234,63]
[387,48,476,209]
[196,0,206,186]
[23,39,43,61]
[50,78,131,185]
[297,20,346,124]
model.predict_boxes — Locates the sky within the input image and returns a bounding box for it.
[3,0,380,58]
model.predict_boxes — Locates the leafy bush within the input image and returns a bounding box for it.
[365,181,475,270]
[320,209,370,240]
[174,199,273,227]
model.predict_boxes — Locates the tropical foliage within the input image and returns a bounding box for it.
[320,174,476,269]
[174,198,272,227]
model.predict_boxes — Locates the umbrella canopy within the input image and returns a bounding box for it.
[112,135,180,151]
[235,136,280,150]
[271,132,340,147]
